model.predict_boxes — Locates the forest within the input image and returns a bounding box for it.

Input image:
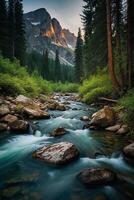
[0,0,134,199]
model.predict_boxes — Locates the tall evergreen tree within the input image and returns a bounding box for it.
[42,49,49,80]
[8,0,15,59]
[82,0,107,77]
[55,49,61,82]
[0,0,8,57]
[14,0,26,64]
[75,28,83,83]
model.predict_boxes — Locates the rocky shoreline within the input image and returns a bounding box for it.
[0,93,134,188]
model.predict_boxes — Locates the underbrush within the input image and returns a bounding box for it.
[0,57,78,96]
[118,89,134,132]
[79,73,113,104]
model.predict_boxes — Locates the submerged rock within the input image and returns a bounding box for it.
[50,127,67,137]
[9,120,29,132]
[33,142,79,165]
[123,143,134,163]
[0,123,8,132]
[78,168,116,187]
[80,116,89,121]
[90,106,115,128]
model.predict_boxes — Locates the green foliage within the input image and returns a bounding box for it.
[0,57,78,96]
[118,89,134,131]
[50,82,79,93]
[79,72,113,103]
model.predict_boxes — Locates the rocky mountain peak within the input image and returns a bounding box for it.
[24,8,77,65]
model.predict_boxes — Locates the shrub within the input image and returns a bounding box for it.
[118,89,134,131]
[50,82,79,93]
[79,73,113,104]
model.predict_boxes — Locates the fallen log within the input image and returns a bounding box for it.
[99,97,118,104]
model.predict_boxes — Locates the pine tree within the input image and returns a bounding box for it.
[75,28,83,83]
[55,49,61,82]
[82,0,107,77]
[42,49,49,80]
[0,0,8,57]
[14,0,26,64]
[8,0,15,59]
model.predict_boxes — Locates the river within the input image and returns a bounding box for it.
[0,94,134,200]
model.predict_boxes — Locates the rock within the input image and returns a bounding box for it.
[9,120,29,132]
[105,124,121,132]
[123,143,134,162]
[15,95,33,106]
[0,114,18,123]
[80,116,89,121]
[0,104,10,117]
[117,125,129,135]
[0,123,8,132]
[78,168,116,187]
[90,106,115,128]
[23,107,50,119]
[56,104,66,111]
[33,142,79,165]
[50,127,66,137]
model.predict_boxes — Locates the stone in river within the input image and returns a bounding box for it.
[78,168,116,187]
[80,116,89,121]
[33,142,79,165]
[105,124,121,132]
[123,143,134,163]
[50,127,67,137]
[0,104,10,117]
[90,106,115,128]
[9,120,29,132]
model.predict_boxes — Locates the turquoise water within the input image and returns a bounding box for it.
[0,95,134,200]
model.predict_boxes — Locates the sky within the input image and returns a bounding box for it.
[23,0,84,35]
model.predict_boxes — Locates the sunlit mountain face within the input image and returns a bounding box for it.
[24,8,77,65]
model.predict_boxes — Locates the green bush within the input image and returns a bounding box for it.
[0,57,79,96]
[118,89,134,131]
[50,82,79,93]
[79,73,113,104]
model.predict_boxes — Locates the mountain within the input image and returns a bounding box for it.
[24,8,77,65]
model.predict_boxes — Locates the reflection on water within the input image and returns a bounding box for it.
[0,96,134,200]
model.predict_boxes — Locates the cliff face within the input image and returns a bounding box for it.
[24,8,77,65]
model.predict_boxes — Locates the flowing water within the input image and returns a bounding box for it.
[0,94,134,200]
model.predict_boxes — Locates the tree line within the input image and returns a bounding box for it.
[75,0,134,92]
[0,0,25,64]
[0,0,75,83]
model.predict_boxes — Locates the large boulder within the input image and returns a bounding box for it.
[0,114,18,123]
[123,143,134,163]
[78,168,116,187]
[50,127,67,137]
[9,120,29,132]
[0,104,10,117]
[33,142,79,165]
[23,107,50,119]
[90,106,115,128]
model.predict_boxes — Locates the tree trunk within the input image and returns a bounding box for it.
[115,0,124,89]
[106,0,120,90]
[127,0,132,88]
